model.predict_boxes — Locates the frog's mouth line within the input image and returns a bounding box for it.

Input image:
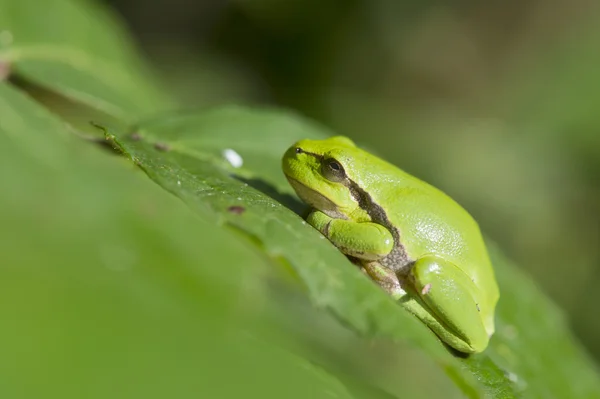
[284,174,331,204]
[284,175,348,220]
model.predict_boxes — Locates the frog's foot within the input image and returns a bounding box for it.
[403,256,490,354]
[361,261,406,300]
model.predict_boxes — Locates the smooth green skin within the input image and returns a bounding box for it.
[282,136,499,354]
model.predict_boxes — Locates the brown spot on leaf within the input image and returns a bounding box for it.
[154,142,170,152]
[227,205,246,215]
[130,132,142,141]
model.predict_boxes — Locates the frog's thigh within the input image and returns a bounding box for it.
[407,256,489,353]
[307,211,393,260]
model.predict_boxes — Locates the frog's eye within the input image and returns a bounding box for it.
[322,158,346,182]
[295,147,303,154]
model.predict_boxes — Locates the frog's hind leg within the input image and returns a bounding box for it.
[361,256,490,354]
[361,260,472,353]
[404,256,490,353]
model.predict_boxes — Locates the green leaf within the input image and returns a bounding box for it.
[0,83,362,399]
[107,106,600,398]
[483,245,600,397]
[0,0,172,120]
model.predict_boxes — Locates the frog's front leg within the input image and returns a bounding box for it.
[306,211,403,297]
[404,256,490,353]
[307,211,394,260]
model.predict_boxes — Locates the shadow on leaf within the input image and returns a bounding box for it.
[234,176,310,217]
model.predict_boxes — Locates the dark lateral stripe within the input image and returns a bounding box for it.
[345,178,410,266]
[345,178,388,226]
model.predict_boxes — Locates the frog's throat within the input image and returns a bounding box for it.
[284,175,349,220]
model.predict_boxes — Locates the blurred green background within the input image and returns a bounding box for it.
[101,0,600,362]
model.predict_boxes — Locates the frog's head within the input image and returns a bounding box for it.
[282,136,365,220]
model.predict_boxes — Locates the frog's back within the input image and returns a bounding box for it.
[350,154,498,305]
[388,182,490,276]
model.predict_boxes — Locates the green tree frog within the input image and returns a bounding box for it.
[282,136,499,353]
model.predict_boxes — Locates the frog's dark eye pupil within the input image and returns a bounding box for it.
[295,147,303,154]
[322,158,346,182]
